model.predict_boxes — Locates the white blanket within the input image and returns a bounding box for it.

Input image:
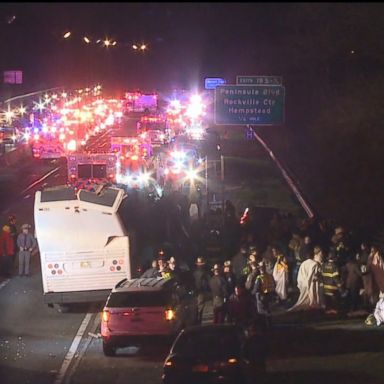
[273,261,288,301]
[288,258,324,311]
[374,297,384,326]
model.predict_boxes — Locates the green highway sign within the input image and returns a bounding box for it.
[214,85,285,125]
[236,75,282,86]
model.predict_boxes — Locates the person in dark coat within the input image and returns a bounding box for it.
[345,255,363,314]
[227,284,253,326]
[356,242,373,309]
[223,260,237,297]
[167,256,182,282]
[209,264,228,324]
[141,260,159,278]
[252,262,275,328]
[193,257,211,324]
[231,245,249,283]
[245,259,259,292]
[322,252,342,314]
[299,236,313,262]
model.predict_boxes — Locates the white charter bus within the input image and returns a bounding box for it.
[34,185,130,307]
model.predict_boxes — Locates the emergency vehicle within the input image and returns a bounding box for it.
[110,136,152,159]
[109,136,152,189]
[137,114,173,147]
[32,139,65,159]
[124,92,158,114]
[67,153,117,190]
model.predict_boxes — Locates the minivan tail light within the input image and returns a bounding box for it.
[165,309,175,321]
[102,310,110,322]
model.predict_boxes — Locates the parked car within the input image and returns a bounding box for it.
[162,324,267,384]
[101,277,198,356]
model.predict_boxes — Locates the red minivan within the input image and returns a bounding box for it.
[101,277,198,356]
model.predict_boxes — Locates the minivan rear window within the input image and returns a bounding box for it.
[107,291,170,307]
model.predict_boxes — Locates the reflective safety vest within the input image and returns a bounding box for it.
[257,273,275,294]
[162,271,172,280]
[242,265,251,276]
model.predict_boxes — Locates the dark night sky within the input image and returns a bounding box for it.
[0,3,384,93]
[0,3,288,92]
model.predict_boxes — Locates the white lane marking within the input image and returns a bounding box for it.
[19,167,60,196]
[63,313,101,384]
[54,313,93,384]
[0,279,11,291]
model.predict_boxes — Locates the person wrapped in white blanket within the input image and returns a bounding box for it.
[373,292,384,326]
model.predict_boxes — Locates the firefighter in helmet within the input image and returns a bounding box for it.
[252,261,275,327]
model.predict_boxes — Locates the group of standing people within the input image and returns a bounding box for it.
[235,221,384,323]
[0,215,37,278]
[193,219,384,326]
[192,255,276,328]
[139,210,384,328]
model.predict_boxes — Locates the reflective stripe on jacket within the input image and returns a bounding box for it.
[256,273,275,294]
[322,262,341,296]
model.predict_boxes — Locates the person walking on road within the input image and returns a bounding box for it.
[288,247,325,312]
[1,225,15,277]
[272,246,289,304]
[193,257,211,324]
[252,261,275,327]
[227,284,253,326]
[223,260,237,297]
[357,242,374,309]
[245,259,259,292]
[322,252,342,314]
[345,255,363,315]
[209,264,228,324]
[17,224,37,277]
[231,245,249,284]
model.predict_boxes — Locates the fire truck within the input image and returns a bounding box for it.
[67,153,117,190]
[137,114,174,147]
[32,136,65,159]
[123,92,158,114]
[110,136,152,159]
[110,136,152,189]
